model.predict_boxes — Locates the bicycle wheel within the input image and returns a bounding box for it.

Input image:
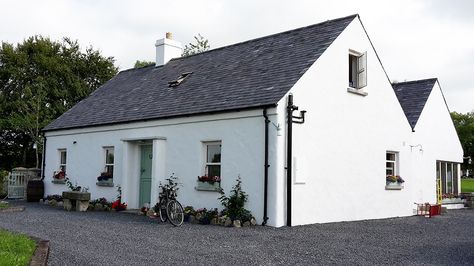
[159,201,168,222]
[166,200,184,226]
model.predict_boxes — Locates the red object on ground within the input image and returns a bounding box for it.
[429,204,441,217]
[416,203,441,218]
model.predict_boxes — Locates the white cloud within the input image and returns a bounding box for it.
[0,0,472,112]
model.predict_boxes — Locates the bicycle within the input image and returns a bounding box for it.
[156,178,184,226]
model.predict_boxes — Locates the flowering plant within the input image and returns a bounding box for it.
[53,170,65,179]
[111,200,127,211]
[386,175,404,183]
[97,172,113,181]
[198,175,221,183]
[442,193,456,199]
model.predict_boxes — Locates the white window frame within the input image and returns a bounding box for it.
[348,49,368,96]
[386,151,398,176]
[58,149,67,173]
[202,141,222,178]
[104,147,114,177]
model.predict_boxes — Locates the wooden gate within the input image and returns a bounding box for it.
[7,168,40,199]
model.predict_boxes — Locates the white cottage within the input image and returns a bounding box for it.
[42,14,463,227]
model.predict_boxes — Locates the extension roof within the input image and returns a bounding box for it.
[392,78,437,129]
[43,14,358,131]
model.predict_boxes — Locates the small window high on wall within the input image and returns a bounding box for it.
[59,149,67,173]
[348,50,367,89]
[104,147,114,177]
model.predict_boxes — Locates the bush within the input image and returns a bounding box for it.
[0,170,9,198]
[218,175,253,222]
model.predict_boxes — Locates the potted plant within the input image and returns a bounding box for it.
[386,175,404,189]
[52,170,66,184]
[96,172,113,187]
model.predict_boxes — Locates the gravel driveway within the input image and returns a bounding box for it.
[0,202,473,265]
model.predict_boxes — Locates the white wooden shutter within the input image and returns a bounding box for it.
[357,52,367,89]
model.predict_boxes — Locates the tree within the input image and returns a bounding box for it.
[182,34,210,57]
[0,36,118,169]
[134,60,154,68]
[451,111,474,174]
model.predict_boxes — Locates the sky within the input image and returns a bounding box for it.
[1,0,473,113]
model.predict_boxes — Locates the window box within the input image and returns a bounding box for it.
[385,181,403,190]
[195,181,221,192]
[96,180,114,187]
[52,178,66,184]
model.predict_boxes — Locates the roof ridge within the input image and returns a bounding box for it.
[392,78,437,85]
[170,14,359,61]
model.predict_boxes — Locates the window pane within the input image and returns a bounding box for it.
[447,163,453,194]
[453,163,458,194]
[207,144,221,163]
[207,165,221,177]
[386,153,395,161]
[441,162,447,194]
[106,165,114,176]
[106,149,114,164]
[60,151,67,164]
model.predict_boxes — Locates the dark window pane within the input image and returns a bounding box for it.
[207,144,221,163]
[447,163,453,193]
[60,151,67,164]
[453,163,458,194]
[106,165,114,176]
[106,149,114,164]
[441,162,447,194]
[207,165,221,177]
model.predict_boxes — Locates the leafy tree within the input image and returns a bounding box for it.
[0,36,117,169]
[182,34,210,57]
[451,111,474,174]
[134,60,154,68]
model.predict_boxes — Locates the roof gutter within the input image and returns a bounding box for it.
[42,104,277,133]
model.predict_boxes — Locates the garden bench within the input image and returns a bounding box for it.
[62,191,91,212]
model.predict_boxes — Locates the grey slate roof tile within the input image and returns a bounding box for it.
[392,78,437,129]
[44,15,357,131]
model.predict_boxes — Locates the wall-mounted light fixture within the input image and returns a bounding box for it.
[73,141,77,144]
[409,144,423,152]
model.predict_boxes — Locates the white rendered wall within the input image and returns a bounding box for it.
[279,18,417,226]
[44,109,277,225]
[412,82,464,203]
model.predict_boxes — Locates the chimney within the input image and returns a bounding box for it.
[155,32,182,66]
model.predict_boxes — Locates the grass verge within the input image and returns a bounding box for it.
[0,201,8,209]
[0,229,36,266]
[461,178,474,193]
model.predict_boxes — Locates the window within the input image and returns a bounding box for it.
[386,152,398,176]
[204,142,221,178]
[59,149,67,173]
[437,161,460,195]
[104,147,114,177]
[348,50,367,89]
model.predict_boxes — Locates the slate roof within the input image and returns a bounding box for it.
[392,78,437,129]
[43,14,357,131]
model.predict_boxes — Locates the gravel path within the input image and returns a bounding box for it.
[1,201,473,265]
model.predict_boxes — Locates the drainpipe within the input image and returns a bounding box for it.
[41,136,47,180]
[286,94,306,227]
[262,109,270,225]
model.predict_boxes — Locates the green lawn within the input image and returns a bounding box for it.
[0,229,36,266]
[0,201,8,209]
[461,178,474,193]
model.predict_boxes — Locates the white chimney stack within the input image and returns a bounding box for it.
[155,32,182,66]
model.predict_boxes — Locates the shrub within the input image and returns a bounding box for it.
[218,175,253,222]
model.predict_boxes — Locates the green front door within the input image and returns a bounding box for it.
[139,145,153,208]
